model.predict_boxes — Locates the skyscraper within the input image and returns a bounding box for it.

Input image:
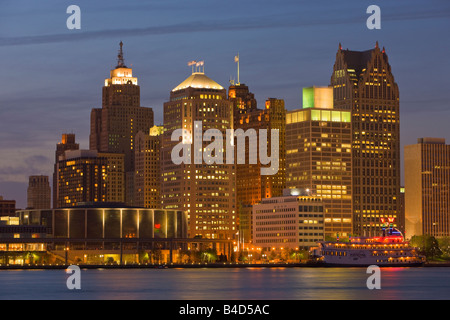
[161,65,236,240]
[135,126,164,209]
[57,150,107,208]
[330,43,401,236]
[56,150,125,208]
[101,152,125,204]
[53,133,79,208]
[232,86,286,245]
[89,42,154,204]
[404,138,450,239]
[27,175,51,209]
[286,87,353,237]
[229,83,257,116]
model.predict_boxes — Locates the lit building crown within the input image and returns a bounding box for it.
[104,41,138,87]
[172,61,224,92]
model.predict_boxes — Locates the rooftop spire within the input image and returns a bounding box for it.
[117,41,126,68]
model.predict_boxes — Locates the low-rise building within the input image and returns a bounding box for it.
[252,189,325,250]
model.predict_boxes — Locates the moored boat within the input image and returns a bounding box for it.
[314,219,425,267]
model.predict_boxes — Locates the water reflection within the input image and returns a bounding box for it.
[0,268,449,300]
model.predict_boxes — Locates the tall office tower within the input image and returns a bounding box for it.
[286,87,353,237]
[405,138,450,239]
[89,42,154,204]
[228,83,257,117]
[135,126,164,209]
[161,66,236,240]
[57,150,107,208]
[331,43,401,237]
[27,175,51,209]
[101,152,125,203]
[53,133,79,208]
[0,196,16,217]
[233,95,286,245]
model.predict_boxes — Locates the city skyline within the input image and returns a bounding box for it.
[1,0,450,208]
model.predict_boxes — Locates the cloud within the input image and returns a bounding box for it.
[0,154,52,183]
[1,8,449,47]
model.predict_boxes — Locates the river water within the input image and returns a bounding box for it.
[0,267,449,300]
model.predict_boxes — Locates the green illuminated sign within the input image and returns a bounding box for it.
[303,87,315,109]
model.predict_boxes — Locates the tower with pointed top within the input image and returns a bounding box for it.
[90,42,154,205]
[331,43,402,237]
[117,41,126,68]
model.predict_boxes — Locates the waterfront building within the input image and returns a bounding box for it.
[15,204,188,264]
[286,87,352,237]
[330,43,401,236]
[404,138,450,238]
[253,189,325,250]
[161,65,236,240]
[0,225,47,240]
[0,216,46,261]
[17,205,187,240]
[27,176,51,210]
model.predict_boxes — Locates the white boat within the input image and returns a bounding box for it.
[315,226,425,267]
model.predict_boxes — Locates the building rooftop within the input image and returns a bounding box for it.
[418,137,446,145]
[342,49,374,73]
[340,43,388,78]
[172,72,224,92]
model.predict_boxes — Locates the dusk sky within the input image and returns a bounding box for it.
[1,0,449,208]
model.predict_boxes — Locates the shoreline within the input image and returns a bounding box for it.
[0,262,449,270]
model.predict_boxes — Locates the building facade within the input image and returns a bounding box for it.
[253,189,324,250]
[53,133,80,208]
[27,175,51,210]
[232,91,286,246]
[101,153,125,204]
[0,196,16,217]
[161,68,236,240]
[330,43,401,236]
[404,138,450,239]
[286,87,353,238]
[17,206,187,240]
[135,126,164,209]
[57,150,108,208]
[229,83,258,117]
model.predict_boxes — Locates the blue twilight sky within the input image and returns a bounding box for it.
[0,0,449,208]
